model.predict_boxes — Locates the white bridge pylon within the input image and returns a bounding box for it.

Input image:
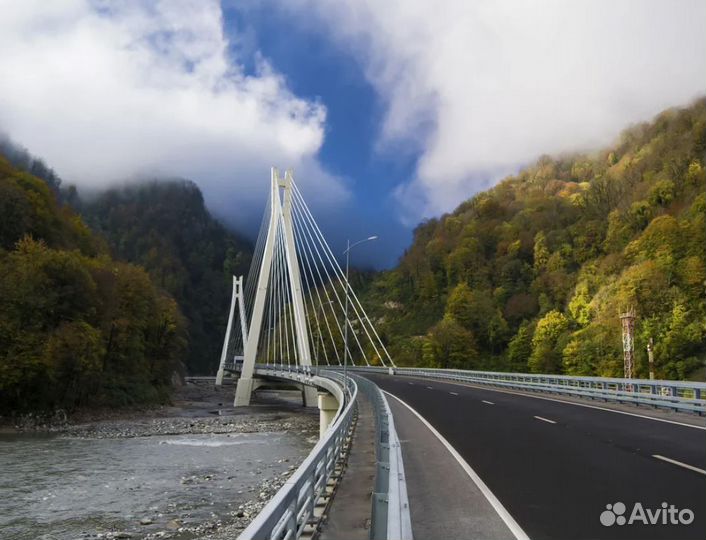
[215,276,247,386]
[219,167,394,407]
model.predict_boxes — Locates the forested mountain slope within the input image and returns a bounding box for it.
[82,182,252,374]
[0,157,187,412]
[367,98,706,380]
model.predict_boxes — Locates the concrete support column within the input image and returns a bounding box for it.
[318,392,339,438]
[303,385,318,408]
[234,378,266,406]
[234,378,255,406]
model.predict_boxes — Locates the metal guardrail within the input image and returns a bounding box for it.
[346,366,706,415]
[237,365,358,540]
[355,375,413,540]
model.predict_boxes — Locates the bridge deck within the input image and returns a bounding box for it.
[387,391,516,539]
[365,373,706,540]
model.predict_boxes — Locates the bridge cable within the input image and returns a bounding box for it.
[295,226,332,366]
[291,182,394,367]
[290,190,371,366]
[290,195,360,364]
[290,198,346,365]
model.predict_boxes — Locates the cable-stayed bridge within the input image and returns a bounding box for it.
[216,168,706,540]
[216,167,393,405]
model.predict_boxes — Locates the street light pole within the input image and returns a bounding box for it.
[342,235,378,400]
[343,239,350,399]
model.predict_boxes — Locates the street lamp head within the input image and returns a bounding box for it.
[344,234,379,255]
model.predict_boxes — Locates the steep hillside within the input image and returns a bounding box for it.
[0,157,186,412]
[82,181,252,374]
[367,98,706,379]
[0,134,63,196]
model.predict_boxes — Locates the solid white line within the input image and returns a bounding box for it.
[450,392,459,396]
[534,416,556,424]
[652,454,706,475]
[384,391,530,540]
[400,376,706,431]
[482,400,495,405]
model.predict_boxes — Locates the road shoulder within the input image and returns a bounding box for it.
[386,394,517,540]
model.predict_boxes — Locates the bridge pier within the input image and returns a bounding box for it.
[317,392,339,438]
[302,385,319,409]
[234,377,256,406]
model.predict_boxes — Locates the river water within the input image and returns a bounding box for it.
[0,430,313,539]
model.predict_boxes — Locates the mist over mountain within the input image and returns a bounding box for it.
[82,181,252,374]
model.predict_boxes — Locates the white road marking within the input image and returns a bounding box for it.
[482,400,495,405]
[408,382,414,385]
[426,386,433,389]
[397,376,706,431]
[534,416,557,424]
[384,391,530,540]
[449,392,459,396]
[652,454,706,475]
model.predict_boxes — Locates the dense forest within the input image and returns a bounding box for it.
[364,98,706,380]
[81,182,251,374]
[0,157,187,412]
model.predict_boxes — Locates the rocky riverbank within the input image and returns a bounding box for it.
[4,378,316,433]
[58,412,317,440]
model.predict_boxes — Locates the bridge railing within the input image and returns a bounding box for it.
[354,375,413,540]
[345,366,706,415]
[237,365,357,540]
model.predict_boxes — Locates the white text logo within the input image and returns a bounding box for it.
[600,502,694,527]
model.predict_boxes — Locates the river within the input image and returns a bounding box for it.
[0,387,317,540]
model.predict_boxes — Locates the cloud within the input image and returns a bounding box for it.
[0,0,348,234]
[271,0,706,218]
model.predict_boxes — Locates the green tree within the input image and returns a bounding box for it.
[422,316,478,369]
[568,281,592,326]
[45,321,104,408]
[507,322,533,371]
[529,310,569,373]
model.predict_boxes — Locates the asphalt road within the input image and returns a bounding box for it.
[364,373,706,540]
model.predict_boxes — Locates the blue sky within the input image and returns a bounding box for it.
[222,2,417,267]
[0,1,704,269]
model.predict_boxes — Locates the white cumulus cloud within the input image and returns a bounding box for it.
[270,0,706,220]
[0,0,347,232]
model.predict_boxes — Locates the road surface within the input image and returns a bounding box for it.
[364,373,706,540]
